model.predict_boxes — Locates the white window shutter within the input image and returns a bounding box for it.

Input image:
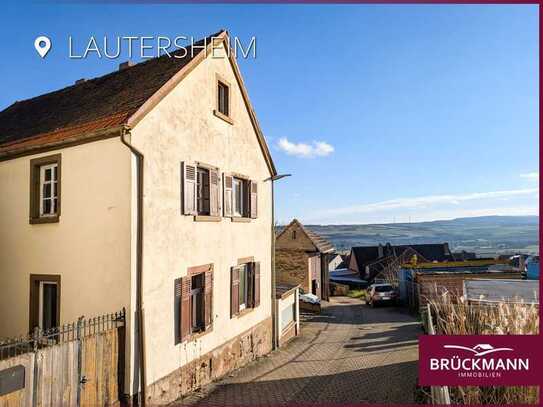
[223,174,233,217]
[182,162,197,215]
[209,169,220,217]
[250,181,258,219]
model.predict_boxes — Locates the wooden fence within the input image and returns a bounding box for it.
[424,304,450,405]
[0,310,125,407]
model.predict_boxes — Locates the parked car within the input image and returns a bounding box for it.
[366,284,398,307]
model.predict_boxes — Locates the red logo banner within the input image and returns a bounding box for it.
[419,335,541,386]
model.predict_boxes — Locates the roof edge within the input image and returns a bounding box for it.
[0,124,125,162]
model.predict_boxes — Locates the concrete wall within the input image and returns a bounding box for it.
[129,43,274,391]
[0,138,133,338]
[276,288,299,347]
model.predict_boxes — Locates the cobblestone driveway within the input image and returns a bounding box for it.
[178,296,420,405]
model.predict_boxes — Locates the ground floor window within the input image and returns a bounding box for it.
[231,261,260,317]
[30,274,60,332]
[176,264,213,343]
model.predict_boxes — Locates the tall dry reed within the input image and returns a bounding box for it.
[426,290,539,405]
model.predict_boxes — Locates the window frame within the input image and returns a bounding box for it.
[213,74,233,125]
[196,166,211,216]
[231,259,260,318]
[177,264,214,344]
[29,274,61,332]
[30,154,61,224]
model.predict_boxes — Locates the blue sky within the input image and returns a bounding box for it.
[0,4,539,225]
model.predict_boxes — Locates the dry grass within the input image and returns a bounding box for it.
[427,291,539,405]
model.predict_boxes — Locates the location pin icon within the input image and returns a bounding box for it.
[34,36,51,58]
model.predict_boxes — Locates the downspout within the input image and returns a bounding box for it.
[120,127,146,406]
[271,180,277,350]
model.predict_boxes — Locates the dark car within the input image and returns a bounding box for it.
[366,284,398,307]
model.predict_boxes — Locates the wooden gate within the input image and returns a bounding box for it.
[0,310,125,407]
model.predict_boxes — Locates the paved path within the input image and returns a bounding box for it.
[178,297,420,405]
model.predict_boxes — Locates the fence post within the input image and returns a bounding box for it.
[31,327,40,407]
[76,316,84,407]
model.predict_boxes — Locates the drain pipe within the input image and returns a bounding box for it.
[267,173,291,350]
[120,127,146,406]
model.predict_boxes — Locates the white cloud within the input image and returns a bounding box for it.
[520,172,539,180]
[277,137,334,158]
[304,188,539,224]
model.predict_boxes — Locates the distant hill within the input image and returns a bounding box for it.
[295,216,539,256]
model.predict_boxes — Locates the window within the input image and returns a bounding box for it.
[238,264,249,311]
[223,175,258,219]
[214,75,233,124]
[30,154,61,224]
[190,274,205,332]
[30,274,60,332]
[292,230,297,240]
[40,164,58,216]
[233,177,246,217]
[197,167,210,215]
[182,162,220,218]
[176,264,213,343]
[217,81,229,116]
[231,261,260,317]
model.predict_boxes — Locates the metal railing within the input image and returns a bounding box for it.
[0,308,125,360]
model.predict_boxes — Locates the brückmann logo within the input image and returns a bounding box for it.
[444,343,513,357]
[430,343,529,379]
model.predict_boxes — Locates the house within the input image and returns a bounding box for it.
[328,253,348,271]
[275,219,335,300]
[348,242,454,282]
[0,30,277,404]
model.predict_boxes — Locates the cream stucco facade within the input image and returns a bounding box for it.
[130,42,273,391]
[0,137,133,337]
[0,38,274,402]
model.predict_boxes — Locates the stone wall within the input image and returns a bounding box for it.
[146,317,272,405]
[276,249,310,293]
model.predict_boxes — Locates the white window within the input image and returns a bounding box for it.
[39,163,58,217]
[233,177,245,217]
[238,264,249,311]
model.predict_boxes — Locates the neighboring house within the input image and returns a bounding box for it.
[348,242,454,282]
[0,30,277,404]
[275,219,335,300]
[328,253,347,271]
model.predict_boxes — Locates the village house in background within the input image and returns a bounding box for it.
[348,243,455,282]
[275,219,335,301]
[328,253,349,271]
[0,30,277,405]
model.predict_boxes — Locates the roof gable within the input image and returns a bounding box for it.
[276,219,335,253]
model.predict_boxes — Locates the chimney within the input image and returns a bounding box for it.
[119,61,134,71]
[75,79,86,85]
